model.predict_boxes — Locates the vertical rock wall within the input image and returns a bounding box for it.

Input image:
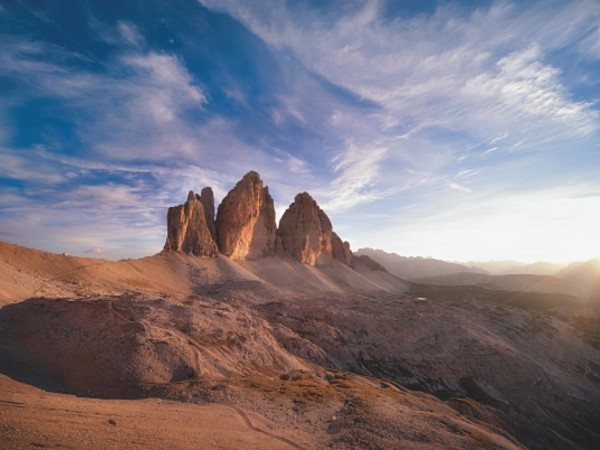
[162,191,218,256]
[162,171,353,267]
[215,171,277,260]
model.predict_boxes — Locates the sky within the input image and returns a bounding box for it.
[1,0,599,263]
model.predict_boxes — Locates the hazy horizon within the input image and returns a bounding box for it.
[1,0,599,262]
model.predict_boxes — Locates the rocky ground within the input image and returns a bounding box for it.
[1,241,599,449]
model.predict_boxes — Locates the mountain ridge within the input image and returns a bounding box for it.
[356,247,486,279]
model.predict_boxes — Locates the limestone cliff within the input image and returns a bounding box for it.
[162,172,353,266]
[215,171,277,260]
[162,191,218,256]
[199,187,217,242]
[278,192,353,267]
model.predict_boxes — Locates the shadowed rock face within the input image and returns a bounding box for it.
[199,187,217,242]
[162,191,218,256]
[278,192,353,267]
[215,171,277,260]
[332,232,354,268]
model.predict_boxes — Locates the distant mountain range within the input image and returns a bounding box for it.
[465,260,563,275]
[558,259,600,302]
[356,249,600,303]
[355,248,486,280]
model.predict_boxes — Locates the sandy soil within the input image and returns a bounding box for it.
[0,242,408,306]
[0,374,304,449]
[1,241,598,449]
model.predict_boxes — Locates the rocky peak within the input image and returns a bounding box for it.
[199,187,216,241]
[162,190,218,256]
[215,171,277,260]
[278,192,353,267]
[162,171,353,266]
[332,232,354,268]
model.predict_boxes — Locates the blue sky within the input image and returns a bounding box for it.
[1,0,599,263]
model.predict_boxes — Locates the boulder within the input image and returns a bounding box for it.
[215,171,277,260]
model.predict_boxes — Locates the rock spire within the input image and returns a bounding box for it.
[162,190,218,256]
[215,171,277,260]
[162,171,353,267]
[277,192,353,267]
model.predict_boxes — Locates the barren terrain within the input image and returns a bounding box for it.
[1,241,599,449]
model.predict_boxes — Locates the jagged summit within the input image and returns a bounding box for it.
[162,189,218,256]
[215,170,277,260]
[277,191,353,267]
[163,171,353,267]
[199,186,217,242]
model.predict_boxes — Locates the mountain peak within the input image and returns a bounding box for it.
[163,171,353,267]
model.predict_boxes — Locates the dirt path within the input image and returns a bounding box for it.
[225,401,306,450]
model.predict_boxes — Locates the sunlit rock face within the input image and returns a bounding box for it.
[278,192,353,267]
[162,190,218,256]
[163,171,353,265]
[215,171,277,260]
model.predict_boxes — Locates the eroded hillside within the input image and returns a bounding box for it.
[1,240,599,449]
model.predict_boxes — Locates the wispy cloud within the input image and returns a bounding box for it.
[1,1,599,261]
[446,181,472,193]
[0,31,207,158]
[117,21,144,47]
[463,44,597,138]
[0,148,66,184]
[200,0,599,214]
[323,141,388,211]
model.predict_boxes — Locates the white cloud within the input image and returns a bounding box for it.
[200,0,600,207]
[2,2,599,260]
[580,21,600,58]
[455,169,479,180]
[0,32,207,162]
[271,148,311,176]
[117,21,144,47]
[323,141,388,211]
[463,45,597,138]
[446,180,471,192]
[124,52,206,122]
[0,148,66,184]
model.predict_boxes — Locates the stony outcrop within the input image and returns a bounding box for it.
[215,171,277,260]
[332,232,354,268]
[162,190,218,256]
[353,254,386,271]
[278,192,353,267]
[162,171,354,266]
[199,187,217,241]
